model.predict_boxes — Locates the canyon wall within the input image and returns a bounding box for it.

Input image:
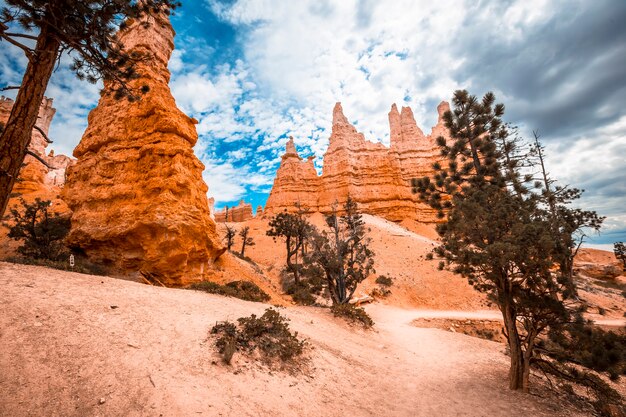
[264,103,450,223]
[62,10,224,285]
[214,199,254,222]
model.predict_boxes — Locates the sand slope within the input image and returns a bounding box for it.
[0,262,586,417]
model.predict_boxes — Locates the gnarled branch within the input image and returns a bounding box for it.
[26,150,54,169]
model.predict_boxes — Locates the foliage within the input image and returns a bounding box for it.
[6,198,70,261]
[223,224,236,251]
[1,0,180,100]
[239,226,255,257]
[544,323,626,381]
[306,197,375,305]
[210,308,305,364]
[267,208,314,284]
[330,304,374,329]
[614,242,626,271]
[188,280,270,303]
[375,275,393,287]
[412,90,603,392]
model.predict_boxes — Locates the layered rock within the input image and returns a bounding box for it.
[0,96,72,258]
[215,199,254,222]
[62,10,223,285]
[0,96,73,198]
[265,103,450,223]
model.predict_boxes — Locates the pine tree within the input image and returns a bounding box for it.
[0,0,180,218]
[307,197,374,305]
[614,242,626,271]
[239,226,254,257]
[266,209,313,284]
[224,224,236,251]
[413,90,603,391]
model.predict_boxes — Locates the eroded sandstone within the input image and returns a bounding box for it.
[265,103,450,223]
[62,10,223,285]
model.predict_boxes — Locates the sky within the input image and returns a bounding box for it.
[0,0,625,247]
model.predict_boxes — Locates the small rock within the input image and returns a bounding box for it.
[33,322,43,327]
[110,305,118,309]
[449,327,456,332]
[99,398,106,405]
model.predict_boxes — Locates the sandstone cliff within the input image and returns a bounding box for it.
[264,103,449,223]
[215,199,254,222]
[62,10,223,285]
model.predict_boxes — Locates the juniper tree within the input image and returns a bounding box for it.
[239,226,254,257]
[307,197,374,305]
[0,0,180,218]
[223,224,236,251]
[266,209,313,284]
[412,90,603,392]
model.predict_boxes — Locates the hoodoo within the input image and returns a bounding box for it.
[215,199,254,222]
[265,102,450,223]
[62,9,223,285]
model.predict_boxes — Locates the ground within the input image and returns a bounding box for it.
[0,261,606,417]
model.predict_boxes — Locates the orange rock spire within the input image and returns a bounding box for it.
[265,102,450,223]
[62,10,223,285]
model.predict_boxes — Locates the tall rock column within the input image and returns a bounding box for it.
[62,11,224,285]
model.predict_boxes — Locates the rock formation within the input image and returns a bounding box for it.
[0,96,73,198]
[0,96,73,259]
[215,199,254,222]
[62,10,223,285]
[264,103,450,223]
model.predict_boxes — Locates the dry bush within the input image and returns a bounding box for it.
[210,308,305,365]
[331,304,374,329]
[189,280,270,302]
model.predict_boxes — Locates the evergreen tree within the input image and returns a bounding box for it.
[307,197,374,305]
[413,90,603,391]
[614,242,626,271]
[239,226,254,257]
[0,0,180,218]
[266,209,313,284]
[224,224,236,251]
[7,198,70,260]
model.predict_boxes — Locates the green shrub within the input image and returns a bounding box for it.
[375,275,393,287]
[210,308,305,364]
[281,264,325,305]
[189,280,270,302]
[331,304,374,329]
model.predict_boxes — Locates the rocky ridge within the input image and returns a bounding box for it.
[61,10,223,285]
[215,199,254,222]
[265,102,450,223]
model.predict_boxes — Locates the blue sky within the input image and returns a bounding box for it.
[1,0,625,247]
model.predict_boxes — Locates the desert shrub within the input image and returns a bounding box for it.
[375,275,393,287]
[6,198,70,261]
[331,304,374,329]
[210,308,305,364]
[5,255,108,276]
[425,252,434,260]
[188,280,270,303]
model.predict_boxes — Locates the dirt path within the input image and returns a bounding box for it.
[0,262,586,416]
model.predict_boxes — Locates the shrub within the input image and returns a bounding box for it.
[6,198,70,261]
[188,280,270,302]
[210,308,305,365]
[281,263,326,306]
[331,304,374,329]
[375,275,393,287]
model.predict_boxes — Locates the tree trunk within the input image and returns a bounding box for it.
[502,301,524,391]
[0,24,60,218]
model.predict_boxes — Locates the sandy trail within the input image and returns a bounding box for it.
[0,262,586,417]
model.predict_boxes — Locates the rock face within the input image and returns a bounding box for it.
[265,103,450,223]
[0,96,73,197]
[0,96,73,259]
[215,199,254,222]
[62,10,223,285]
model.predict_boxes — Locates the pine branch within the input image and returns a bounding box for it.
[25,150,54,169]
[0,33,34,59]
